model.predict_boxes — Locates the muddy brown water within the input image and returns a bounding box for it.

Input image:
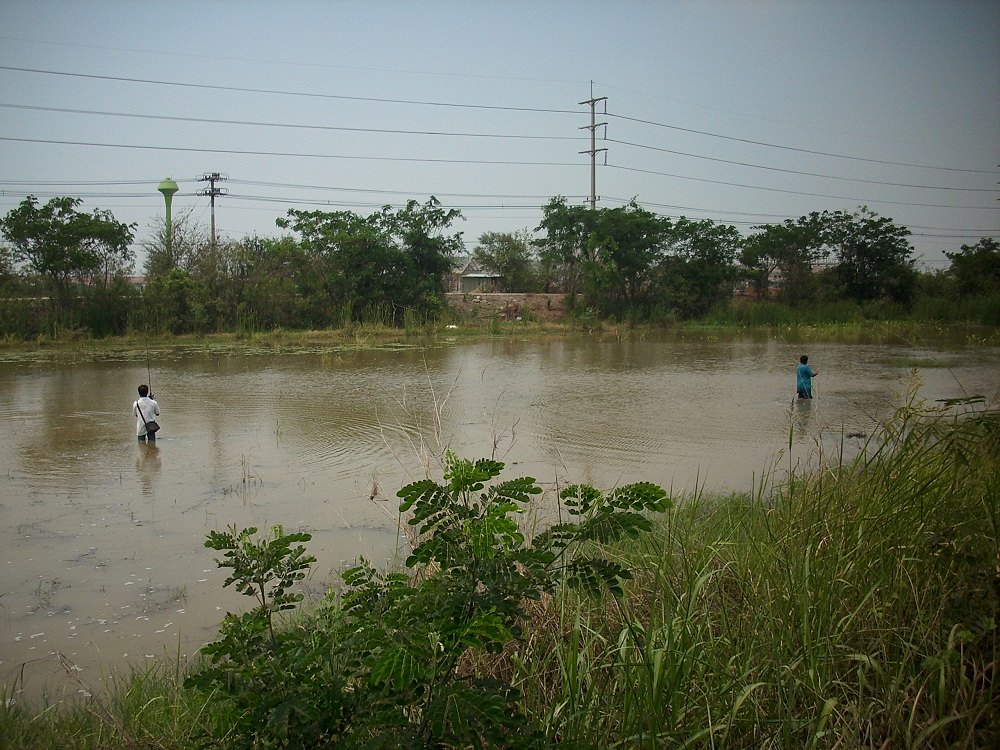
[1,334,997,703]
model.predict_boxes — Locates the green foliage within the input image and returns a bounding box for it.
[145,268,206,334]
[741,208,916,306]
[278,197,463,326]
[583,202,668,316]
[817,206,916,303]
[81,276,138,337]
[535,197,742,321]
[535,196,600,297]
[474,229,541,292]
[203,525,316,638]
[187,454,672,748]
[707,299,865,326]
[654,217,742,319]
[0,195,135,329]
[741,218,825,304]
[945,237,1000,297]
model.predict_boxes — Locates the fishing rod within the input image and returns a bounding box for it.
[142,290,153,396]
[145,337,153,395]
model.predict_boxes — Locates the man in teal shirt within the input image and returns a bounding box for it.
[796,355,818,399]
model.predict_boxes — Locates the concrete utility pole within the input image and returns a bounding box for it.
[198,172,228,249]
[579,85,608,211]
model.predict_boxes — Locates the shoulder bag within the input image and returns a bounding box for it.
[136,400,160,434]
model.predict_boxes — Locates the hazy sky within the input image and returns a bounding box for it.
[1,0,997,269]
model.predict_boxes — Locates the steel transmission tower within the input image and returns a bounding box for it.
[579,87,607,210]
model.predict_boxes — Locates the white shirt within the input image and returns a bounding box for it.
[134,396,160,436]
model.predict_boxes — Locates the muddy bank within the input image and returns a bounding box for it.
[445,292,567,323]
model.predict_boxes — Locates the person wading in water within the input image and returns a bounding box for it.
[796,355,818,400]
[134,384,160,442]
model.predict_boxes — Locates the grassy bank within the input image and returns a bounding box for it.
[3,397,996,748]
[0,316,997,359]
[483,400,999,747]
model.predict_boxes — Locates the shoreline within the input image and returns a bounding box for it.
[1,318,998,354]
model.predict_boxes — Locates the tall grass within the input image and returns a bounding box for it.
[911,290,1000,326]
[471,399,999,748]
[707,300,866,326]
[0,660,227,750]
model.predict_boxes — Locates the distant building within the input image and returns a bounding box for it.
[449,257,501,293]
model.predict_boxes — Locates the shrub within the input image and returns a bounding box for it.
[186,453,671,749]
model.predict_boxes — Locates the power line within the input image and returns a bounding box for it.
[0,136,586,167]
[0,65,581,115]
[0,36,586,87]
[3,65,987,176]
[228,193,555,210]
[3,100,990,193]
[604,111,995,173]
[0,178,588,203]
[231,179,587,200]
[0,178,159,186]
[605,162,1000,211]
[605,138,996,191]
[595,80,989,157]
[2,185,994,237]
[0,102,583,141]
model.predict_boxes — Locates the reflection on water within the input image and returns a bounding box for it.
[793,398,814,441]
[1,334,997,701]
[136,443,161,497]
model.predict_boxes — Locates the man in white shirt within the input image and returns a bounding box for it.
[134,384,160,442]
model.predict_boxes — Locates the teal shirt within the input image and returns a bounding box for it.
[796,363,816,393]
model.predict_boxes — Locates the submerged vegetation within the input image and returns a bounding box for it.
[3,398,997,748]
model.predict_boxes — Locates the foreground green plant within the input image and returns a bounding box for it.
[186,452,671,749]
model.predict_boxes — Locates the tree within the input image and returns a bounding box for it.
[1,196,135,320]
[819,207,915,303]
[582,201,670,317]
[741,217,826,303]
[655,217,742,318]
[0,240,13,288]
[536,198,741,320]
[385,197,464,318]
[535,198,670,315]
[143,208,210,279]
[145,268,206,334]
[473,229,539,292]
[278,197,463,325]
[945,237,1000,297]
[535,197,600,297]
[225,235,309,330]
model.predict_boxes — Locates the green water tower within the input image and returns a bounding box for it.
[157,178,179,255]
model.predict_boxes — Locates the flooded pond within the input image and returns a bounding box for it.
[1,332,997,702]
